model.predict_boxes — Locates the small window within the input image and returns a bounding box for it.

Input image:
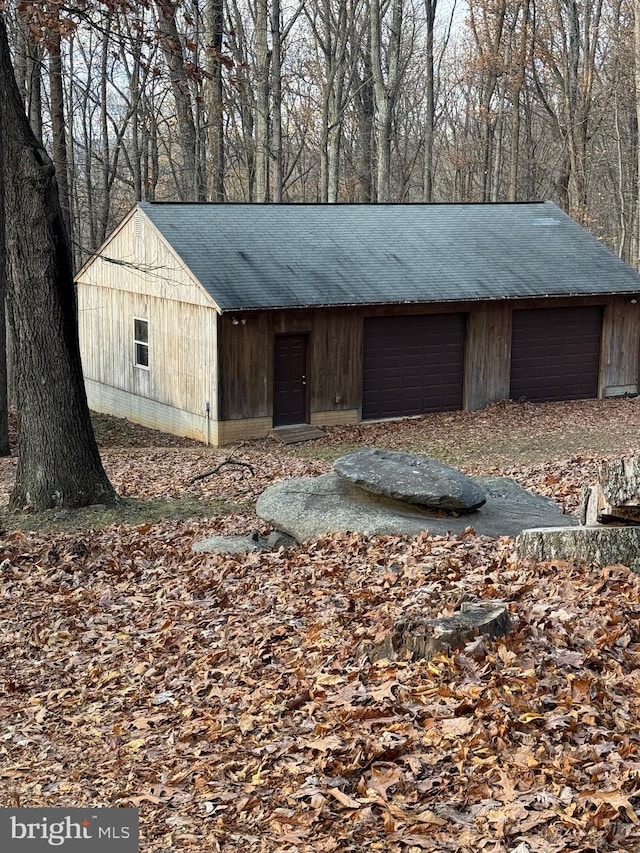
[134,318,149,368]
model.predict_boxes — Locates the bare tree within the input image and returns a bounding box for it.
[154,0,205,200]
[0,10,116,510]
[48,28,72,235]
[206,0,226,201]
[369,0,404,201]
[635,0,640,266]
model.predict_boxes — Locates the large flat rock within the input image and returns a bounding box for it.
[255,473,577,542]
[333,448,487,511]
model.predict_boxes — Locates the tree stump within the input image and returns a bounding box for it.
[592,457,640,524]
[601,457,640,504]
[516,525,640,571]
[366,599,510,662]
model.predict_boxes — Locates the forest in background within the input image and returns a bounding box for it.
[7,0,640,269]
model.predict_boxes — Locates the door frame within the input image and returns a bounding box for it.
[273,332,310,426]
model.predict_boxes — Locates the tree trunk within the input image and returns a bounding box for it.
[97,20,111,243]
[254,0,270,202]
[0,108,8,457]
[0,13,117,510]
[206,0,225,202]
[422,0,436,202]
[154,0,203,201]
[48,30,71,238]
[369,0,403,202]
[507,0,530,202]
[270,0,283,202]
[14,15,43,141]
[353,59,375,202]
[0,294,7,456]
[635,0,640,267]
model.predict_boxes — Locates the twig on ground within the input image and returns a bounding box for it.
[188,444,255,485]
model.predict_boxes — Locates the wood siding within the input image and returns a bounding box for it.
[601,298,640,394]
[77,208,214,307]
[465,303,511,409]
[218,309,362,421]
[77,210,219,426]
[218,296,640,429]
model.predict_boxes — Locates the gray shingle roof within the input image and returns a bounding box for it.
[139,201,640,312]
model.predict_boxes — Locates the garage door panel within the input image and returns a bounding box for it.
[510,307,602,403]
[363,314,465,420]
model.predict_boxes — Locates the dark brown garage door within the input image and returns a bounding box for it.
[362,314,465,420]
[510,306,603,403]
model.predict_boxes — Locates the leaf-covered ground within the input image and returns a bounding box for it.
[1,399,640,852]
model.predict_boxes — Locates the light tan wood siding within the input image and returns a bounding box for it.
[77,208,214,306]
[77,210,219,421]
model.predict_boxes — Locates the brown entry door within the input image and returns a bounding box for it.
[273,334,309,426]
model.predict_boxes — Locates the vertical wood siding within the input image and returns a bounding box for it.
[77,210,219,422]
[465,303,512,409]
[218,309,362,421]
[601,297,640,394]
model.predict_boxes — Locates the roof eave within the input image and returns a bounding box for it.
[220,289,640,314]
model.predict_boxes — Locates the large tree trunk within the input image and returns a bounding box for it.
[516,526,640,572]
[0,112,8,458]
[635,0,640,267]
[0,13,117,510]
[0,299,7,456]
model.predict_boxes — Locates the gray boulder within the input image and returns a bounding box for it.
[192,530,300,554]
[256,472,577,542]
[266,530,299,550]
[192,533,268,554]
[333,448,487,512]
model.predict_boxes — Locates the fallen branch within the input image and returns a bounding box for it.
[188,444,255,484]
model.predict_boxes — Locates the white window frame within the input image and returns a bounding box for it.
[134,317,149,369]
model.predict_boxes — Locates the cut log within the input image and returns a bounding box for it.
[600,457,640,506]
[579,483,640,525]
[366,600,510,662]
[591,457,640,523]
[579,485,601,526]
[579,484,633,526]
[516,526,640,571]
